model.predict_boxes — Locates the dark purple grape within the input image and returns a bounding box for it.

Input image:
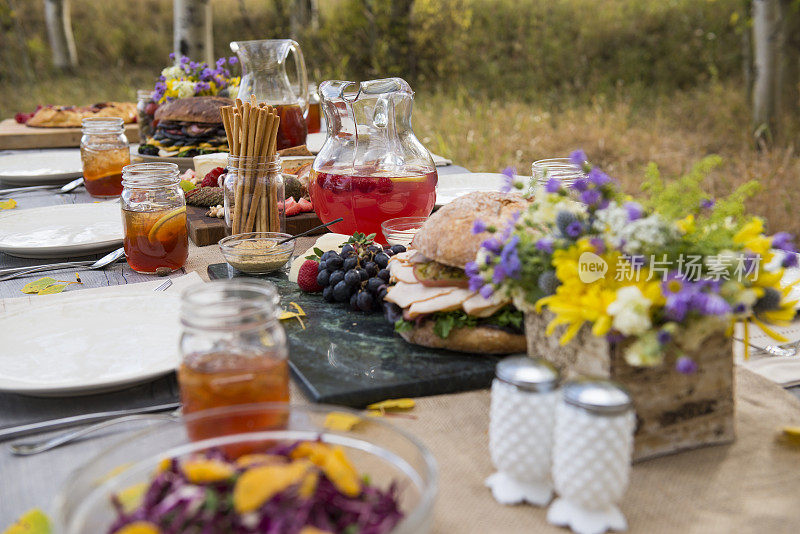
[367,245,381,255]
[356,291,374,311]
[322,286,335,302]
[377,268,390,282]
[333,281,350,302]
[364,262,378,277]
[390,244,406,254]
[341,244,355,255]
[349,292,359,310]
[326,255,344,270]
[374,252,389,269]
[344,270,361,287]
[321,250,338,262]
[355,268,368,281]
[316,269,330,287]
[317,260,327,272]
[384,249,395,257]
[328,270,345,287]
[377,286,388,301]
[343,256,358,271]
[366,277,384,294]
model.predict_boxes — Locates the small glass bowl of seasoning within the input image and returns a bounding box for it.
[219,232,295,274]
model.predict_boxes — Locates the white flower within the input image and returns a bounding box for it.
[161,66,184,80]
[623,330,662,366]
[526,196,584,226]
[594,202,676,255]
[173,80,196,99]
[607,286,652,335]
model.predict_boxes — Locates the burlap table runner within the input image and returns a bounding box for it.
[188,241,800,533]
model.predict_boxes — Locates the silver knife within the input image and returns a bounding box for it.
[0,260,96,276]
[0,402,181,442]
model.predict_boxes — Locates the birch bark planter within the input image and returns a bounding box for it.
[525,312,735,461]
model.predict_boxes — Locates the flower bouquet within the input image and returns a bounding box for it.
[137,54,241,141]
[468,152,798,460]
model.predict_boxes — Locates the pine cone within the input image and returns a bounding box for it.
[185,187,223,207]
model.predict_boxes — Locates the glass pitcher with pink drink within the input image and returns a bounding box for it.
[308,78,437,243]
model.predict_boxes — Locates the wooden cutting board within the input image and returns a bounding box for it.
[0,119,139,150]
[187,204,326,246]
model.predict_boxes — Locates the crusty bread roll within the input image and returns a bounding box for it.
[154,96,233,124]
[412,191,531,268]
[399,321,527,354]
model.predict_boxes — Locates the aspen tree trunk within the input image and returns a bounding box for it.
[44,0,77,69]
[173,0,213,64]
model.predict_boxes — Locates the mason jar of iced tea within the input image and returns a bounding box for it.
[120,162,188,274]
[80,117,130,197]
[178,279,290,444]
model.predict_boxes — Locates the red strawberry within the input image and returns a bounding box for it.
[201,167,225,188]
[297,260,322,292]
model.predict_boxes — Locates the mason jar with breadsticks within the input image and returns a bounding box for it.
[221,97,285,235]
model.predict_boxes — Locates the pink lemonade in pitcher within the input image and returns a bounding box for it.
[309,167,437,243]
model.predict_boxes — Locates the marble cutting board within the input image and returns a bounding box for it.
[208,263,503,407]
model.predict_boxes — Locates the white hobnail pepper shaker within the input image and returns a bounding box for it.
[485,355,560,506]
[547,378,635,534]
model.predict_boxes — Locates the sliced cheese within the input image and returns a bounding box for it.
[288,233,352,283]
[384,282,458,309]
[406,288,474,318]
[194,152,230,177]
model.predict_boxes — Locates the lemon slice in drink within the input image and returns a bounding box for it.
[147,206,187,243]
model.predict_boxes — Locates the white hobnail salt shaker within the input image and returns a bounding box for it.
[485,355,560,506]
[547,378,635,534]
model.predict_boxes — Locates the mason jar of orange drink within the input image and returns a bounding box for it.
[120,162,188,274]
[178,279,290,444]
[80,117,130,197]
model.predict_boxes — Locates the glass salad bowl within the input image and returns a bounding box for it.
[57,403,437,533]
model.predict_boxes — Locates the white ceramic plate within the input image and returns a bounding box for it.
[130,151,195,171]
[0,293,180,396]
[436,172,514,206]
[0,201,123,258]
[0,149,82,185]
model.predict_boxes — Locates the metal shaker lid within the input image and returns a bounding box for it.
[495,355,560,392]
[562,377,633,415]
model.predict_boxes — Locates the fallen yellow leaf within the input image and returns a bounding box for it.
[324,412,362,431]
[0,199,17,210]
[366,398,415,412]
[279,302,308,329]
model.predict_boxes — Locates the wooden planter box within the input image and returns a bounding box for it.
[525,312,735,462]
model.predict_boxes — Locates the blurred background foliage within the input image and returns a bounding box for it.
[4,0,800,235]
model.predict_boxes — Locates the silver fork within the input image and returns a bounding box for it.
[9,408,181,456]
[733,337,800,357]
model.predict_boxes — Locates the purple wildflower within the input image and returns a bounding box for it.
[580,189,601,206]
[180,55,190,65]
[228,56,238,64]
[500,166,516,193]
[499,236,522,279]
[772,231,795,252]
[465,261,479,277]
[694,293,731,315]
[733,303,747,314]
[536,237,554,253]
[657,330,672,345]
[587,168,611,187]
[480,284,494,299]
[472,219,488,234]
[676,356,698,375]
[569,149,588,167]
[782,253,799,268]
[624,202,643,221]
[545,177,562,193]
[468,274,484,292]
[700,198,715,210]
[566,220,583,238]
[571,178,588,192]
[168,52,176,60]
[482,238,502,254]
[590,237,606,254]
[216,57,226,67]
[492,265,507,284]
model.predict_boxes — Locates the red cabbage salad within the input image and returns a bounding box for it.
[108,441,403,534]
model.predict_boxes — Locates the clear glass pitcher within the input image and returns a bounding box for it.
[309,77,437,242]
[230,39,308,150]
